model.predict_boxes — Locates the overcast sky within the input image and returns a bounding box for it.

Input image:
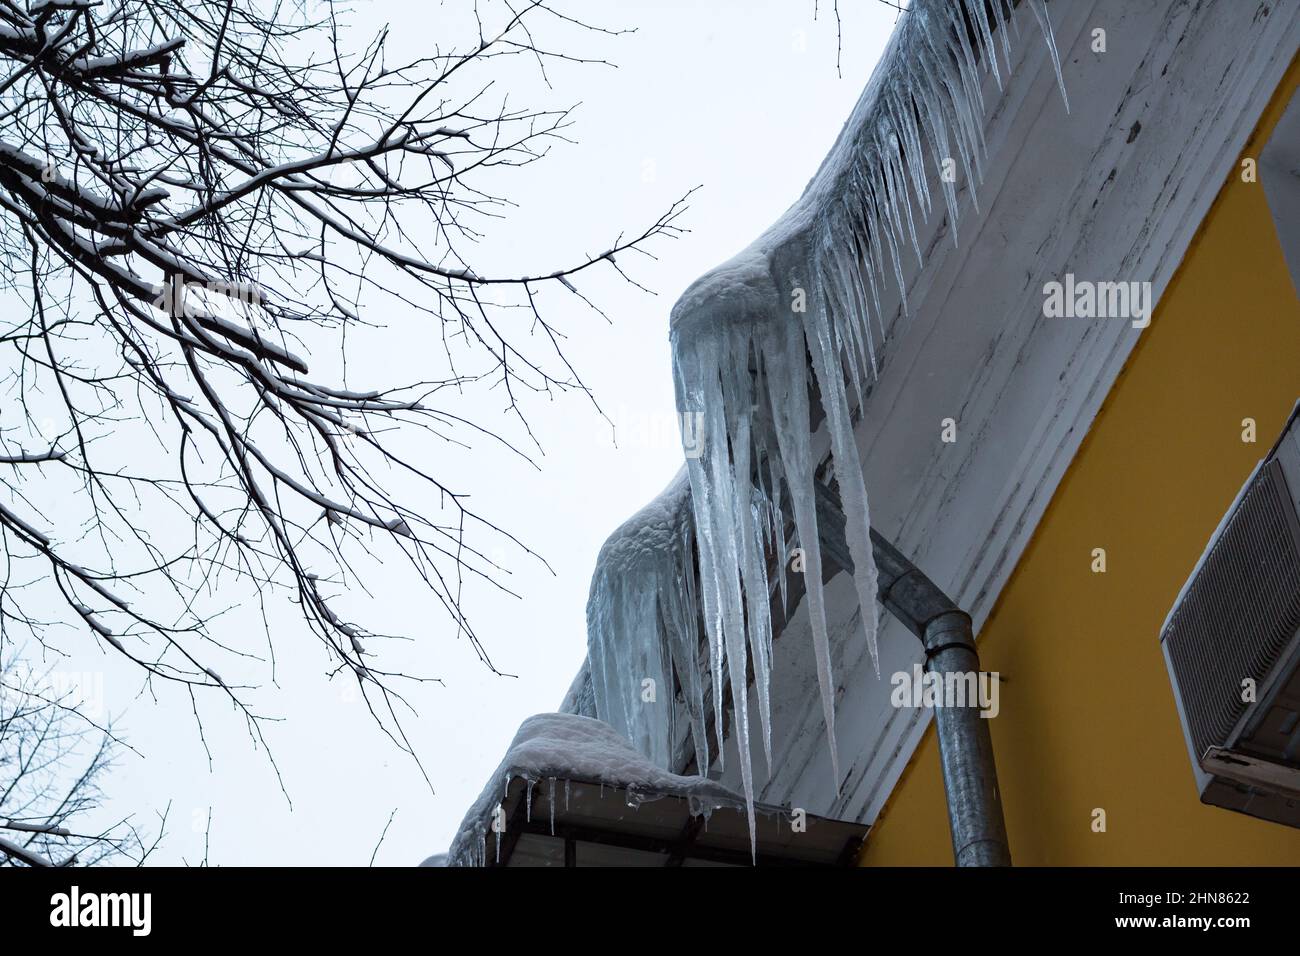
[21,0,900,866]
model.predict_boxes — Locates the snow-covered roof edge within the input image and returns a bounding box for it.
[442,713,744,866]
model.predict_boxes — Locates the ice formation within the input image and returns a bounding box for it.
[585,469,713,775]
[586,0,1070,842]
[443,713,745,867]
[557,657,597,718]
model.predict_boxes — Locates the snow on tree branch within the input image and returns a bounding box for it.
[0,0,688,778]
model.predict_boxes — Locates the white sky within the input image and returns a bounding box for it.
[16,0,899,865]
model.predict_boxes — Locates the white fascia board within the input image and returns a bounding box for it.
[709,0,1300,825]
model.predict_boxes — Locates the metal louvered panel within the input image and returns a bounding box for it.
[1162,458,1300,761]
[1161,402,1300,828]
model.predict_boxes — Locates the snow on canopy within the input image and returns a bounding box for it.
[442,713,744,867]
[584,0,1069,847]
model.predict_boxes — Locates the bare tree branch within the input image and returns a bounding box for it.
[0,653,162,866]
[0,0,687,781]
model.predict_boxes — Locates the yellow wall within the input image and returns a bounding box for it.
[862,57,1300,866]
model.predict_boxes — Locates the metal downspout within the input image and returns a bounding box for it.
[812,480,1012,867]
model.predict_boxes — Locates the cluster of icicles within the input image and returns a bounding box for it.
[586,0,1069,847]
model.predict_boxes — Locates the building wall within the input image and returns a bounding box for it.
[861,56,1300,866]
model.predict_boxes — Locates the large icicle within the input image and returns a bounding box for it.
[585,469,711,774]
[667,0,1069,829]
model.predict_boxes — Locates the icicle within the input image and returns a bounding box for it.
[680,329,760,854]
[1027,0,1071,114]
[728,359,778,775]
[586,469,711,774]
[566,0,1071,859]
[756,314,843,786]
[966,0,1002,91]
[997,0,1017,71]
[803,283,882,679]
[662,0,1069,850]
[549,777,556,836]
[526,779,533,823]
